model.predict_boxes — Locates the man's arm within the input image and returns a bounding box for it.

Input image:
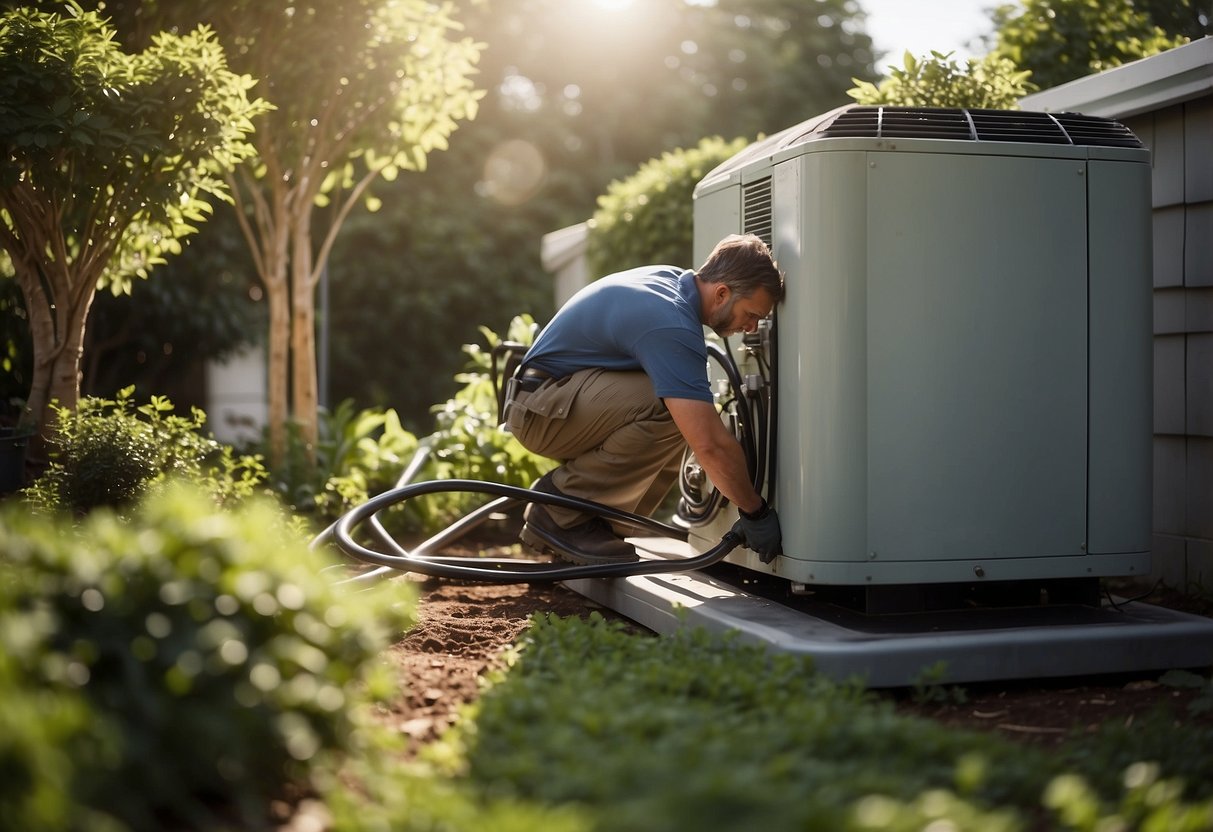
[664,397,764,515]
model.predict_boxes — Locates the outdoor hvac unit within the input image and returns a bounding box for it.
[689,104,1153,592]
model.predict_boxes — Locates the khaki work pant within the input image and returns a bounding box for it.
[506,368,686,530]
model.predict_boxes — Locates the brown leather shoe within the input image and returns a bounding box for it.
[521,475,639,565]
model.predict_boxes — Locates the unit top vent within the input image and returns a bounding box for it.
[810,106,1142,148]
[694,104,1146,200]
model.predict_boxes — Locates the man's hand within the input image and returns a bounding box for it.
[731,500,782,563]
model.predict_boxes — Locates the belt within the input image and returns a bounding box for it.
[514,366,553,393]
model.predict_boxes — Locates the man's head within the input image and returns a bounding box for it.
[696,234,785,338]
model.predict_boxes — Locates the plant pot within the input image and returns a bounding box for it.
[0,427,31,493]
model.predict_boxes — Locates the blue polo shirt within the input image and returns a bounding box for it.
[522,266,713,403]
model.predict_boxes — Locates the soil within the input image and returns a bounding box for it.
[372,543,1213,755]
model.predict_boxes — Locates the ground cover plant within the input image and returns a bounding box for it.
[427,614,1213,832]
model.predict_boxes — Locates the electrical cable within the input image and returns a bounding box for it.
[1104,578,1164,610]
[764,313,779,506]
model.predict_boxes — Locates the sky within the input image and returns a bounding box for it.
[859,0,997,72]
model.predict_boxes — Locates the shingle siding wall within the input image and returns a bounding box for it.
[1125,99,1213,593]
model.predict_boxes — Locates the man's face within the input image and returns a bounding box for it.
[707,286,775,338]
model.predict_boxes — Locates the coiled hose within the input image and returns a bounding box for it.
[321,474,742,584]
[320,327,776,585]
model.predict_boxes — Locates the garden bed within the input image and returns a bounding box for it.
[380,562,1213,754]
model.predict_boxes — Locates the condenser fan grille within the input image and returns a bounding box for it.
[971,110,1070,143]
[1051,112,1143,147]
[811,106,1143,148]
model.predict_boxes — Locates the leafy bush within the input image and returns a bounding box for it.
[313,314,552,539]
[991,0,1191,91]
[419,314,552,523]
[0,484,416,830]
[270,397,422,520]
[0,651,120,832]
[27,388,266,515]
[848,51,1034,109]
[586,136,749,279]
[435,614,1213,832]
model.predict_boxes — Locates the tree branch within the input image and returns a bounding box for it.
[310,160,384,291]
[227,169,267,279]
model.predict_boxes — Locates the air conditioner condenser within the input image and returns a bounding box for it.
[685,105,1152,595]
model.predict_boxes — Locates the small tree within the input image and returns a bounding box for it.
[91,0,485,464]
[0,3,266,446]
[848,50,1034,109]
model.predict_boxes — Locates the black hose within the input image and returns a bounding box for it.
[707,339,757,480]
[677,334,774,527]
[765,313,779,506]
[330,478,744,583]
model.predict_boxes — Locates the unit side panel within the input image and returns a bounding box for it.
[867,153,1088,563]
[693,188,741,265]
[1088,160,1153,555]
[771,151,871,571]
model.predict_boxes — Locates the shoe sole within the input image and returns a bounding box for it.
[520,523,640,566]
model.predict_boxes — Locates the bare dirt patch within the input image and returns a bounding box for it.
[374,575,628,753]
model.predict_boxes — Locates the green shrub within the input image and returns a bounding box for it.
[316,314,552,539]
[586,136,749,278]
[421,315,552,521]
[1061,707,1213,802]
[0,484,416,830]
[847,50,1034,109]
[274,397,422,519]
[27,388,267,515]
[0,651,122,832]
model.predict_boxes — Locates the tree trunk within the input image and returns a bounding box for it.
[14,260,97,466]
[289,276,319,452]
[264,261,291,465]
[265,185,293,467]
[48,286,94,420]
[17,268,60,445]
[289,206,319,452]
[234,170,293,467]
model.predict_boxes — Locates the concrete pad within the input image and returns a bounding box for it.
[564,538,1213,688]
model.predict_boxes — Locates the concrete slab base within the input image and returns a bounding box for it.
[563,539,1213,688]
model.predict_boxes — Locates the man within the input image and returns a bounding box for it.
[503,233,785,565]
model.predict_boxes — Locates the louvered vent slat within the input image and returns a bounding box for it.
[813,106,1142,149]
[743,177,773,247]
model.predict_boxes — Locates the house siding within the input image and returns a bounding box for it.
[1124,99,1213,592]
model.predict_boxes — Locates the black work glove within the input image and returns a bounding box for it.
[731,499,782,563]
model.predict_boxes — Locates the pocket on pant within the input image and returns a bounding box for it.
[504,397,528,433]
[519,370,597,420]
